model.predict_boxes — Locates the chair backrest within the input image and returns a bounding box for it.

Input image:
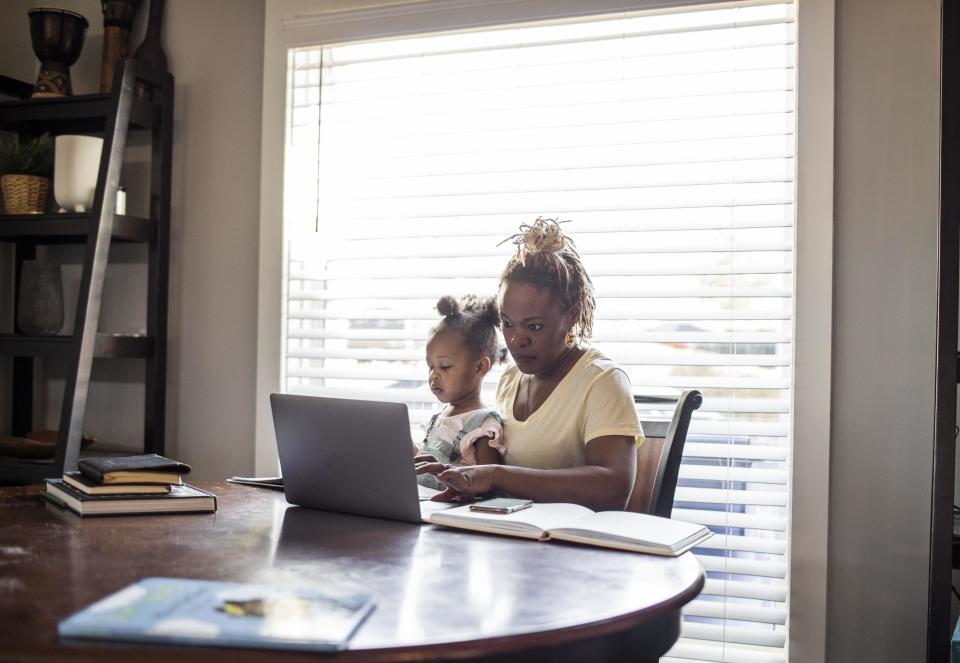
[626,389,702,517]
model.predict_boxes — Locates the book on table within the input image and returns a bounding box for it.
[77,453,191,485]
[44,478,216,517]
[62,471,171,496]
[226,476,284,490]
[58,577,376,652]
[428,503,712,556]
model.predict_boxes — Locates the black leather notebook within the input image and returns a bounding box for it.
[77,454,192,484]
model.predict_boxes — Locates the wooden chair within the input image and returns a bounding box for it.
[626,390,703,517]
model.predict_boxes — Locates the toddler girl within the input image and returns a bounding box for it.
[416,295,506,490]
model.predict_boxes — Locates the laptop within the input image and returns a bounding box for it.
[270,393,454,523]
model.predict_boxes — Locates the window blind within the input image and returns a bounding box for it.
[283,3,795,661]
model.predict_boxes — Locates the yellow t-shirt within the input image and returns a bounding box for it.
[495,347,644,470]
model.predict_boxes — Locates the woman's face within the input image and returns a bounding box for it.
[498,280,574,375]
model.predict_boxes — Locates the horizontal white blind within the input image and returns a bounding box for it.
[283,3,794,661]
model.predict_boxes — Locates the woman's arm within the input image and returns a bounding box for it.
[418,434,636,511]
[473,437,502,465]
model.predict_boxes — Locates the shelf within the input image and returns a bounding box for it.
[0,459,58,485]
[0,446,140,486]
[0,213,155,243]
[0,60,172,484]
[0,74,33,100]
[0,334,153,358]
[0,93,158,133]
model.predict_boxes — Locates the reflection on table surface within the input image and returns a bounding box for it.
[271,498,702,650]
[1,481,703,662]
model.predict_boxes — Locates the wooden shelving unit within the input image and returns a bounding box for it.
[0,60,173,485]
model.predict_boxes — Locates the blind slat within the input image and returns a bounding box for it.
[286,375,792,392]
[327,203,794,234]
[286,329,788,345]
[291,263,793,279]
[683,601,787,625]
[680,444,788,461]
[695,535,786,555]
[286,307,792,321]
[702,579,787,602]
[289,286,792,301]
[697,555,787,578]
[680,623,786,648]
[674,508,787,532]
[287,347,793,369]
[287,384,796,416]
[665,640,786,663]
[679,465,787,485]
[676,488,787,506]
[303,239,792,261]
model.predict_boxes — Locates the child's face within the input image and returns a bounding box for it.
[425,330,486,406]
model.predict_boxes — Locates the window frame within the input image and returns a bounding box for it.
[256,2,833,661]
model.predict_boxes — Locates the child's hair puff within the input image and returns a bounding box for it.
[432,294,503,363]
[498,217,595,344]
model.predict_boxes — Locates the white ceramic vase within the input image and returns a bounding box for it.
[54,135,103,213]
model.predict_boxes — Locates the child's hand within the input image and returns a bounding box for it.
[414,453,439,464]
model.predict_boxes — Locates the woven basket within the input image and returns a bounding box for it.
[1,174,50,214]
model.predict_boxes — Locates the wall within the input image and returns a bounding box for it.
[828,0,943,661]
[0,0,265,480]
[0,0,951,657]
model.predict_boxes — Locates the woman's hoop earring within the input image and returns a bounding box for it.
[565,329,577,347]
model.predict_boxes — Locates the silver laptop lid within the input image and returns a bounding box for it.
[270,393,422,523]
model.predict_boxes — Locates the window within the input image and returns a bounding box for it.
[281,2,795,661]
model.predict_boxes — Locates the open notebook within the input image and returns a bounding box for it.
[428,502,711,556]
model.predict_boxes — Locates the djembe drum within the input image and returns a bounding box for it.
[28,8,89,98]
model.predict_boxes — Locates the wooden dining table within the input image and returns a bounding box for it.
[0,481,704,662]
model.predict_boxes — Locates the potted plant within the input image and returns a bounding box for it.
[0,133,54,214]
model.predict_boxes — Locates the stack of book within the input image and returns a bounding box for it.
[43,454,217,517]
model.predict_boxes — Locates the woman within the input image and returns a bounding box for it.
[417,218,643,511]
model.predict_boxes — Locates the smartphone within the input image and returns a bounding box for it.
[469,497,533,514]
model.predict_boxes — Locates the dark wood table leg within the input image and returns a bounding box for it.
[441,612,680,663]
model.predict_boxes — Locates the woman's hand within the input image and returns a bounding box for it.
[415,462,497,501]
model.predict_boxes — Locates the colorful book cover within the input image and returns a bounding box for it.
[58,577,376,652]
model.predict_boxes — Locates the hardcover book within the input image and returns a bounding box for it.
[428,503,712,556]
[63,471,171,496]
[77,454,191,485]
[45,479,216,517]
[58,577,376,652]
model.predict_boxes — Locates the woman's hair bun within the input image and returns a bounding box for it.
[436,295,461,319]
[498,217,571,259]
[522,217,566,254]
